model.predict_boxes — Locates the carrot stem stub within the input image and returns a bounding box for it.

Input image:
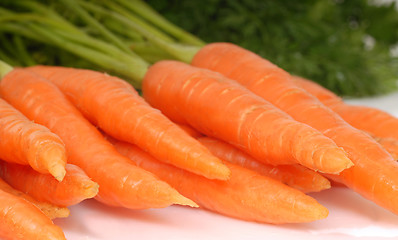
[142,60,352,174]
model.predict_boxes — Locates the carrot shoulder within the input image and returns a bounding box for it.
[192,42,398,214]
[197,137,330,193]
[0,68,195,209]
[0,162,98,207]
[27,65,230,180]
[293,75,398,140]
[142,60,352,174]
[113,140,329,224]
[0,97,66,181]
[0,188,66,240]
[0,177,69,219]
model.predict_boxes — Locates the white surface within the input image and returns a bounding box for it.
[56,92,398,240]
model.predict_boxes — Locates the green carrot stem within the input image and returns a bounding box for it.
[60,0,133,54]
[80,0,174,43]
[29,23,147,87]
[115,0,205,46]
[0,49,20,67]
[0,60,13,79]
[12,35,36,66]
[102,18,144,42]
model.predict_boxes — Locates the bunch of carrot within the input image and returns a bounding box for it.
[0,0,398,239]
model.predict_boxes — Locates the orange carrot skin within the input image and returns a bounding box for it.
[192,43,398,214]
[197,137,330,193]
[0,189,66,240]
[142,60,351,174]
[0,178,69,219]
[27,66,230,180]
[0,97,66,181]
[0,69,194,209]
[176,123,203,138]
[373,136,398,160]
[0,162,98,207]
[293,76,398,140]
[113,140,329,224]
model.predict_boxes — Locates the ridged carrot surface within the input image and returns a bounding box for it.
[0,68,195,209]
[0,97,66,181]
[0,188,66,240]
[0,177,69,219]
[293,76,398,140]
[0,162,98,207]
[197,137,330,193]
[27,66,230,180]
[113,140,329,224]
[142,60,352,174]
[192,42,398,214]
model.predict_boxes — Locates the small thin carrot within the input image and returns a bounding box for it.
[27,65,230,180]
[113,139,329,224]
[0,68,196,209]
[0,177,69,219]
[197,137,330,193]
[0,98,66,181]
[0,161,98,207]
[0,188,66,240]
[142,60,352,174]
[293,75,398,140]
[192,42,398,214]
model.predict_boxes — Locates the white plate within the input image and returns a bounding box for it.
[56,91,398,240]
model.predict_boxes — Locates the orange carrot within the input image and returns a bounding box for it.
[0,177,69,219]
[372,135,398,161]
[142,60,352,174]
[176,123,203,138]
[113,139,329,224]
[0,188,66,240]
[0,161,98,207]
[0,68,196,209]
[0,98,66,181]
[27,65,230,180]
[197,137,330,193]
[192,42,398,214]
[293,76,398,140]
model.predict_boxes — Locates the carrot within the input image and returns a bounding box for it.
[0,98,66,181]
[142,60,352,174]
[0,161,98,207]
[0,68,196,209]
[197,137,331,193]
[0,177,69,219]
[293,75,398,140]
[113,139,329,224]
[191,42,398,214]
[371,135,398,161]
[176,123,203,138]
[0,188,66,240]
[26,65,230,181]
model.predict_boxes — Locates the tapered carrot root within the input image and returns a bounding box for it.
[0,188,66,240]
[192,42,398,214]
[293,76,398,140]
[373,136,398,160]
[142,60,351,174]
[0,98,66,181]
[113,140,329,224]
[0,68,196,209]
[27,66,230,180]
[197,137,330,193]
[0,162,98,207]
[0,178,69,219]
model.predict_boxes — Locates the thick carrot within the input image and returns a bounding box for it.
[27,65,230,180]
[142,60,352,174]
[176,123,203,138]
[0,188,66,240]
[191,42,398,214]
[197,137,330,193]
[0,68,196,209]
[0,98,66,181]
[293,76,398,140]
[0,162,98,207]
[0,177,69,219]
[372,135,398,161]
[113,139,329,224]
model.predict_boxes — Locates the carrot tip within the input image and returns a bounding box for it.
[49,164,67,182]
[173,194,199,208]
[316,148,354,174]
[82,182,100,199]
[206,162,231,181]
